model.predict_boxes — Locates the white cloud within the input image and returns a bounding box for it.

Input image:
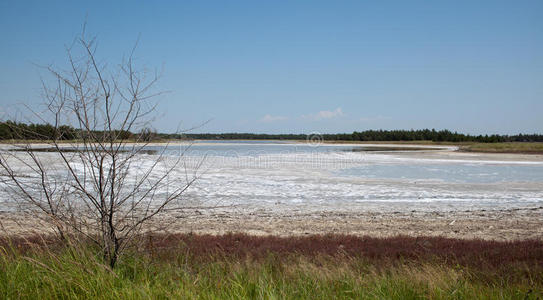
[259,114,287,123]
[302,107,344,121]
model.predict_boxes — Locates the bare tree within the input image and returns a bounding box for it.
[0,29,199,267]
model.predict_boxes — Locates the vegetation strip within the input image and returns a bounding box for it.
[1,233,542,299]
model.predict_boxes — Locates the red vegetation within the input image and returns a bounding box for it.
[3,233,543,270]
[144,233,543,268]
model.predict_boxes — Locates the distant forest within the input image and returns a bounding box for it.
[180,131,543,143]
[1,121,542,143]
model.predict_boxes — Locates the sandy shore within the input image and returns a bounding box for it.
[154,205,543,241]
[2,205,542,241]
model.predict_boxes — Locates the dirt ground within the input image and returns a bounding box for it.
[3,205,542,241]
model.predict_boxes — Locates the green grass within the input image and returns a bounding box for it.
[1,240,541,299]
[461,142,543,154]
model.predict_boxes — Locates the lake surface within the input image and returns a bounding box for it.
[158,141,543,183]
[2,140,543,212]
[143,140,543,211]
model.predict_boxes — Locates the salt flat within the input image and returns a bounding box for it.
[1,141,542,239]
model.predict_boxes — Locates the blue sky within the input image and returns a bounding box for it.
[1,1,542,134]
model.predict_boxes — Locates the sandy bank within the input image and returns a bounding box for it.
[2,205,542,241]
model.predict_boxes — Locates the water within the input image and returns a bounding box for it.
[145,141,378,156]
[339,163,543,183]
[2,141,543,212]
[157,141,543,183]
[149,141,543,211]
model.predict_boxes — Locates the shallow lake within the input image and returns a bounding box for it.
[2,141,543,212]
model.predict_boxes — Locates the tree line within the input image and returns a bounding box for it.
[181,129,543,143]
[0,121,145,141]
[1,121,542,143]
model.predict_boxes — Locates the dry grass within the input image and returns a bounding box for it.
[1,233,542,299]
[4,233,543,271]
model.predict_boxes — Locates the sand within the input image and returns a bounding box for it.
[2,204,542,241]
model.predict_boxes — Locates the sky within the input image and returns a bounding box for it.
[1,1,542,134]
